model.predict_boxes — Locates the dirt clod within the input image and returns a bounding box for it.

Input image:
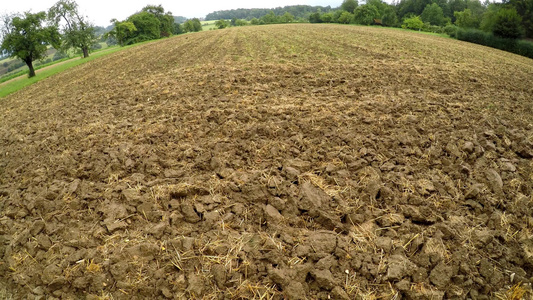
[1,24,532,299]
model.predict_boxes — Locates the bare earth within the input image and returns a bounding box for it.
[1,24,533,299]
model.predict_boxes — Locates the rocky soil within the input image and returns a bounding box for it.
[1,24,533,299]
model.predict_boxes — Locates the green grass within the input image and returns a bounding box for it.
[0,44,135,98]
[202,20,219,31]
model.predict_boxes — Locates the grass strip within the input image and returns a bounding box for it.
[0,46,124,98]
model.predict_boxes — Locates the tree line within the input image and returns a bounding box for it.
[309,0,531,39]
[206,5,335,21]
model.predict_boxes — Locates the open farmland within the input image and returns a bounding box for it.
[1,24,533,299]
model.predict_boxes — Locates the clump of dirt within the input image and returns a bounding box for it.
[1,24,533,299]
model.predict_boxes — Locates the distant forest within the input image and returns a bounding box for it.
[205,5,335,21]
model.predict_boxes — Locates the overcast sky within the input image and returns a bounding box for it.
[2,0,344,27]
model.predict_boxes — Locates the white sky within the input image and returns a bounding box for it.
[1,0,344,27]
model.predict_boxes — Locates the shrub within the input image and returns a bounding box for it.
[516,40,533,58]
[422,23,445,33]
[53,51,68,61]
[444,24,459,38]
[215,19,230,29]
[493,8,524,39]
[456,28,489,45]
[91,43,102,50]
[455,28,533,59]
[354,4,380,25]
[402,16,424,31]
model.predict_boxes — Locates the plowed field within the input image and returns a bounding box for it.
[1,24,533,299]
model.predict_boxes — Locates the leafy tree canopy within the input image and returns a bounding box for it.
[493,7,524,38]
[338,11,355,23]
[455,8,480,28]
[104,19,137,46]
[0,12,60,77]
[215,19,230,29]
[127,12,160,44]
[48,0,96,58]
[354,4,380,25]
[421,3,447,26]
[341,0,359,13]
[402,15,424,30]
[183,18,202,32]
[142,5,174,37]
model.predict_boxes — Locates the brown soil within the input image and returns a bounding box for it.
[1,24,533,299]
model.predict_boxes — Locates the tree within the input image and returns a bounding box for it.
[281,12,295,23]
[493,7,524,38]
[142,5,174,37]
[320,12,335,23]
[402,15,424,30]
[215,19,230,29]
[480,3,501,32]
[421,3,446,26]
[338,11,355,23]
[173,23,184,34]
[183,18,202,32]
[507,0,533,38]
[309,12,322,23]
[454,8,479,28]
[261,11,279,24]
[48,0,96,58]
[354,4,380,25]
[127,12,160,44]
[104,19,137,46]
[366,0,398,26]
[341,0,359,13]
[0,12,59,78]
[234,19,248,26]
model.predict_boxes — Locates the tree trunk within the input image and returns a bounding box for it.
[25,58,36,78]
[82,47,89,58]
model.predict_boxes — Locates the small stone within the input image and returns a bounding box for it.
[463,141,475,153]
[264,204,283,222]
[501,162,516,172]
